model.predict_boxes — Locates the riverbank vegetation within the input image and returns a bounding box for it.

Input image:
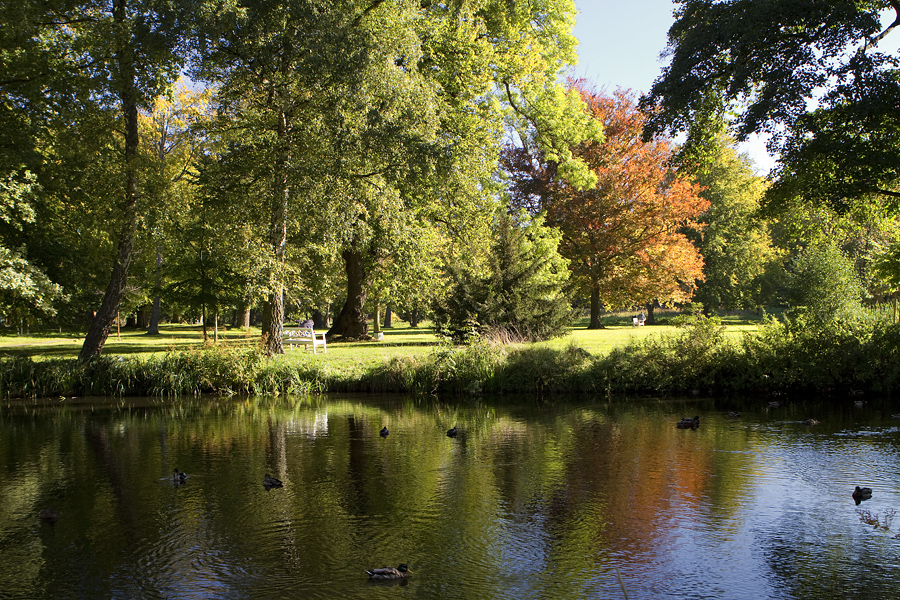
[3,310,899,400]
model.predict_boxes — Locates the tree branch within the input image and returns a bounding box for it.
[864,0,900,50]
[352,0,390,27]
[874,186,900,198]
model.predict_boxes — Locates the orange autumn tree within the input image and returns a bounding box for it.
[504,83,708,328]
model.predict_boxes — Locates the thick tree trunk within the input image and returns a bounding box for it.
[645,302,656,325]
[234,304,250,328]
[79,6,139,360]
[262,291,285,353]
[405,306,421,327]
[327,247,371,339]
[588,284,603,329]
[312,309,327,329]
[136,305,150,329]
[384,303,392,328]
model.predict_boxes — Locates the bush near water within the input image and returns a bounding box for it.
[3,314,899,400]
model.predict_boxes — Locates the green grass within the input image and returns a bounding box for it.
[0,310,764,369]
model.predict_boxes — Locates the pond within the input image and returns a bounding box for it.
[1,394,899,599]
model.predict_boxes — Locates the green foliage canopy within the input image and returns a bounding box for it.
[641,0,900,211]
[688,136,776,310]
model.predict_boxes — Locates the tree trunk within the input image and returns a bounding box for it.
[645,302,656,325]
[147,295,162,334]
[372,300,381,335]
[262,290,285,354]
[79,4,139,360]
[147,245,163,335]
[136,305,150,329]
[261,106,291,356]
[327,247,371,339]
[234,305,250,328]
[588,283,603,329]
[384,303,392,328]
[312,309,327,329]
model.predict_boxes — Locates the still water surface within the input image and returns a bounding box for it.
[1,394,899,599]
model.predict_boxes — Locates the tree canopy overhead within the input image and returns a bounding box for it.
[640,0,900,210]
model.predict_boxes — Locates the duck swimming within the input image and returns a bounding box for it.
[366,564,410,580]
[676,416,700,429]
[852,486,873,505]
[802,418,819,426]
[446,426,458,438]
[39,509,58,524]
[380,426,389,438]
[263,474,283,490]
[173,468,187,483]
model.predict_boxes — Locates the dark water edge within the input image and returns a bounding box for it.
[1,393,899,599]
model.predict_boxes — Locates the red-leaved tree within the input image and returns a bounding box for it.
[504,83,709,328]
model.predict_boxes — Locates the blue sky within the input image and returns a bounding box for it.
[571,0,676,94]
[570,0,776,172]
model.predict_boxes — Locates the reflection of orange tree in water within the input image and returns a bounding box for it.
[546,417,745,566]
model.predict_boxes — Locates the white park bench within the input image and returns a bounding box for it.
[283,326,327,354]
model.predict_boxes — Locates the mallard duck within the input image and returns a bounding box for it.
[39,508,58,524]
[852,486,872,504]
[676,416,700,429]
[379,426,389,438]
[446,426,458,438]
[853,399,866,407]
[173,468,187,483]
[366,564,410,580]
[263,474,283,489]
[802,418,819,426]
[768,401,781,408]
[727,411,741,419]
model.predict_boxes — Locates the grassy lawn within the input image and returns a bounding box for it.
[0,310,765,368]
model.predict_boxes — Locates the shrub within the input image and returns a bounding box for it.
[432,210,574,343]
[785,242,864,324]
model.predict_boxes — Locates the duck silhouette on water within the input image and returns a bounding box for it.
[367,564,411,580]
[677,416,700,429]
[380,426,389,438]
[852,486,872,505]
[39,509,58,525]
[263,474,283,490]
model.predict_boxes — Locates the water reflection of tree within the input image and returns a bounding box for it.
[5,399,898,598]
